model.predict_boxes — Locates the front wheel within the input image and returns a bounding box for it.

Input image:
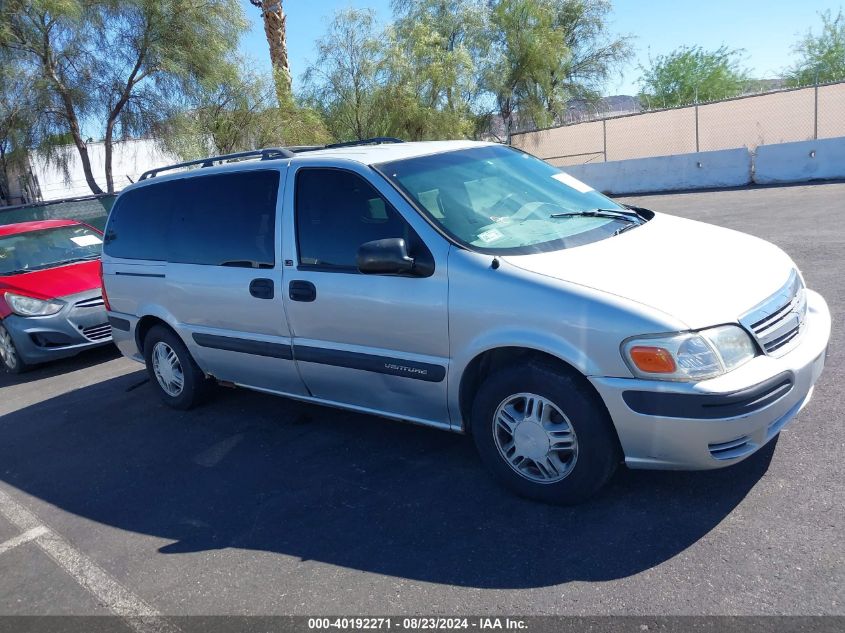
[143,325,212,410]
[471,363,620,505]
[0,322,28,374]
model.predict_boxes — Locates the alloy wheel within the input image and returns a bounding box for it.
[493,392,579,484]
[152,341,185,397]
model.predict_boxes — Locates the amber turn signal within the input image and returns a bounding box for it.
[629,345,677,373]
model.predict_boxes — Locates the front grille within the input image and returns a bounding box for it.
[708,435,755,460]
[82,323,112,341]
[740,270,807,357]
[74,296,105,309]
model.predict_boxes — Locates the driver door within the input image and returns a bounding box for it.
[281,162,451,428]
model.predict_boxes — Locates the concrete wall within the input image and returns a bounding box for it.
[562,149,752,195]
[755,137,845,184]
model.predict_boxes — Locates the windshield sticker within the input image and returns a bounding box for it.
[478,229,504,243]
[70,235,103,247]
[490,216,512,225]
[552,172,594,193]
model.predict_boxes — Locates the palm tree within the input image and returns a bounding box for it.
[249,0,292,103]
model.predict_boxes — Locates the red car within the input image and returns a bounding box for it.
[0,219,111,373]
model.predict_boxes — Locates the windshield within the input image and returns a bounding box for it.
[377,145,633,255]
[0,225,103,275]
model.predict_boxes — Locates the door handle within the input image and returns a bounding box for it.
[249,278,274,300]
[289,280,316,302]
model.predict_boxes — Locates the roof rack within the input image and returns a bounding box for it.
[138,147,295,181]
[137,138,404,181]
[323,137,404,149]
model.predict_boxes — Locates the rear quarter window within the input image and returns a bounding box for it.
[104,183,174,260]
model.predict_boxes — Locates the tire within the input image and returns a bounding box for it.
[470,362,620,505]
[143,325,212,410]
[0,321,28,374]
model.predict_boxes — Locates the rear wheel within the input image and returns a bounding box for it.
[0,322,28,374]
[471,362,620,505]
[143,325,212,410]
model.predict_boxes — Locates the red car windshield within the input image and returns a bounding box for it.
[0,225,103,275]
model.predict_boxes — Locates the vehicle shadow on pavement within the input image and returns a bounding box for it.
[0,345,122,388]
[0,371,776,589]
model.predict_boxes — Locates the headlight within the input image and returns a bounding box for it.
[4,292,65,317]
[622,325,757,381]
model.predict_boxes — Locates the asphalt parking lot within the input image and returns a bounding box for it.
[0,182,842,620]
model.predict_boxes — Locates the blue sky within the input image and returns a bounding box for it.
[238,0,843,96]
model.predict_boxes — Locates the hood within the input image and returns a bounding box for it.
[502,213,795,330]
[0,260,101,301]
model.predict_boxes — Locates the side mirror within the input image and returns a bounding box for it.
[357,238,415,275]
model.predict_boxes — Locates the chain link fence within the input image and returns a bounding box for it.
[0,195,115,230]
[511,81,845,166]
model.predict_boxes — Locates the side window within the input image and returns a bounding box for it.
[103,182,175,260]
[171,170,279,268]
[295,169,412,270]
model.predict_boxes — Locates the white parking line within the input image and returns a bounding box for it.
[0,525,48,555]
[0,487,179,633]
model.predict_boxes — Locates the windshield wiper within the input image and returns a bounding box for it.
[50,256,100,267]
[623,204,652,218]
[613,222,641,236]
[550,208,641,222]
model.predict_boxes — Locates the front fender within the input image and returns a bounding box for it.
[445,248,685,431]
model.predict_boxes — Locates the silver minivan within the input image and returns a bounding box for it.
[102,140,831,504]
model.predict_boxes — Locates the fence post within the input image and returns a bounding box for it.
[602,119,607,162]
[814,73,819,140]
[694,87,700,153]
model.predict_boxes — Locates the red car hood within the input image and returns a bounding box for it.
[0,260,101,300]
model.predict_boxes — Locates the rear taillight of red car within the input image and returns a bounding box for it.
[98,260,111,311]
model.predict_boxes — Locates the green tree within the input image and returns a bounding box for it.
[303,4,488,142]
[162,60,330,161]
[384,0,485,139]
[787,9,845,86]
[483,0,632,140]
[548,0,633,116]
[0,0,247,195]
[0,54,39,204]
[301,8,389,141]
[302,0,631,142]
[638,45,749,108]
[484,0,564,139]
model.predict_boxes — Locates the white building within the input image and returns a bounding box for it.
[28,138,179,202]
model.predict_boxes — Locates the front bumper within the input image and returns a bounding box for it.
[590,289,831,470]
[2,289,112,365]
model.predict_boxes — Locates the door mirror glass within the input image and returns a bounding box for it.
[357,238,415,275]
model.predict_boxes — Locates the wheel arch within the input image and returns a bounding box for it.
[135,314,179,355]
[457,345,612,436]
